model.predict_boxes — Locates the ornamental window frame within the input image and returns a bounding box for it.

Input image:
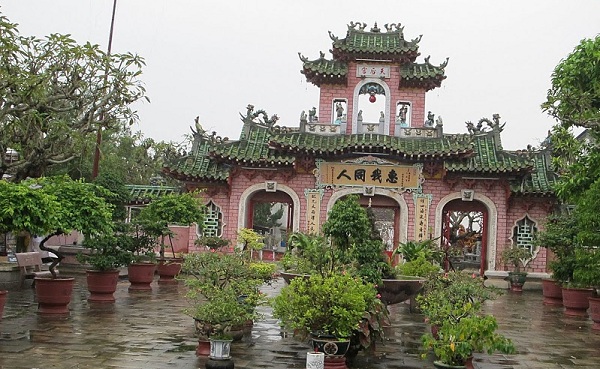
[509,214,540,266]
[199,200,224,237]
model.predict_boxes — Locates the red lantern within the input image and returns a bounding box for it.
[369,95,376,103]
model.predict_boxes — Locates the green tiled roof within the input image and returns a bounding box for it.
[300,56,348,87]
[163,139,230,182]
[510,150,557,195]
[330,23,420,62]
[126,185,181,204]
[445,133,533,174]
[269,133,473,159]
[213,124,295,166]
[400,62,447,91]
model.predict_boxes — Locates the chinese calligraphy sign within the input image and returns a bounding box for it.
[304,189,323,234]
[356,64,391,79]
[413,194,432,241]
[317,162,422,192]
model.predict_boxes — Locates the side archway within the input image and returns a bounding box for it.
[434,192,498,271]
[237,183,301,235]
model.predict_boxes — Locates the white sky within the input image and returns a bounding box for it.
[2,1,599,150]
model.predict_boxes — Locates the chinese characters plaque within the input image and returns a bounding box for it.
[413,194,432,241]
[356,64,391,79]
[304,189,323,234]
[318,162,421,191]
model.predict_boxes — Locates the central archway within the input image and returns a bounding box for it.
[327,188,409,248]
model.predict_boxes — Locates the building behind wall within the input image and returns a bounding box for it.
[163,21,558,277]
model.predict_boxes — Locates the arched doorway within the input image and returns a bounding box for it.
[356,195,400,255]
[441,199,488,275]
[246,190,293,249]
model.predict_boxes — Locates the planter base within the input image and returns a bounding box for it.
[542,279,563,306]
[87,270,119,303]
[562,287,594,317]
[157,260,182,285]
[0,290,7,320]
[205,358,234,369]
[196,339,210,356]
[433,360,467,369]
[128,263,156,292]
[589,297,600,331]
[324,356,347,369]
[35,277,75,316]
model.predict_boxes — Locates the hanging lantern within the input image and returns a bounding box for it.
[369,94,376,103]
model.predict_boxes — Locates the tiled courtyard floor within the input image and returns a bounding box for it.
[0,273,599,369]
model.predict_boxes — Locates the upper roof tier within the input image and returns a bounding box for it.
[299,22,448,89]
[330,22,421,62]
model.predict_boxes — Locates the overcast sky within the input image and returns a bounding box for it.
[3,1,599,150]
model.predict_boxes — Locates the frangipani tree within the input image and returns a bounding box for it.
[0,12,147,181]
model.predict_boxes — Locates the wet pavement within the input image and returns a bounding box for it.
[0,272,599,369]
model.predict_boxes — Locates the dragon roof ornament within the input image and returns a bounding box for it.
[465,114,506,135]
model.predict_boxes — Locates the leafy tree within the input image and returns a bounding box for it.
[136,192,205,258]
[0,12,147,181]
[252,202,284,230]
[322,195,370,256]
[542,35,600,129]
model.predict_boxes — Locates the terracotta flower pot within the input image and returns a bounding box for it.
[589,296,600,330]
[86,269,120,303]
[542,279,563,306]
[562,287,594,317]
[34,277,75,316]
[127,263,156,291]
[196,339,210,356]
[157,259,183,285]
[0,290,7,320]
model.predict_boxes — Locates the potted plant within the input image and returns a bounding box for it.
[534,211,578,306]
[417,271,501,335]
[136,191,205,283]
[181,249,265,360]
[572,247,600,328]
[499,245,532,292]
[422,314,515,368]
[121,221,158,291]
[77,226,134,302]
[272,273,380,366]
[195,236,230,251]
[0,177,114,315]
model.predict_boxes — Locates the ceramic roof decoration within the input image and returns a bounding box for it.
[126,185,181,205]
[162,106,556,196]
[299,22,447,89]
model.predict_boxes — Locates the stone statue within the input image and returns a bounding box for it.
[308,107,317,122]
[300,111,307,123]
[425,111,435,127]
[398,104,408,124]
[379,111,385,123]
[335,102,344,118]
[357,110,363,122]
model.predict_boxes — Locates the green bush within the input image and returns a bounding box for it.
[272,273,377,338]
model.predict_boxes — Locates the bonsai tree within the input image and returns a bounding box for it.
[181,250,265,338]
[534,211,578,285]
[422,314,515,367]
[417,271,501,329]
[500,244,533,291]
[321,195,394,283]
[0,176,114,277]
[136,191,205,259]
[500,245,532,274]
[272,273,378,339]
[195,236,230,250]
